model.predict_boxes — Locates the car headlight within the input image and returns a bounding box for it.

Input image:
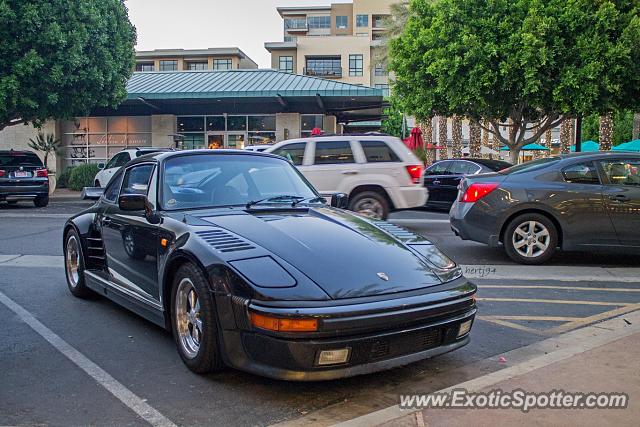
[409,244,462,282]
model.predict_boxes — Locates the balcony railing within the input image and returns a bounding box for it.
[285,19,308,31]
[304,67,342,78]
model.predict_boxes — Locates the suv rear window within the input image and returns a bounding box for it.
[314,141,354,164]
[0,152,43,167]
[360,140,400,162]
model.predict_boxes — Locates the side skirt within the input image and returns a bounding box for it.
[84,270,166,328]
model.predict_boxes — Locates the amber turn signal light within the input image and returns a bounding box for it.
[250,313,318,332]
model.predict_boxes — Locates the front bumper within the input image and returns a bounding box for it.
[217,278,476,381]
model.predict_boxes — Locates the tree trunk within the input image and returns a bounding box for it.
[633,112,640,140]
[420,117,435,165]
[481,119,490,157]
[451,116,463,158]
[560,120,572,154]
[438,116,448,160]
[600,112,613,151]
[469,120,481,158]
[544,129,552,148]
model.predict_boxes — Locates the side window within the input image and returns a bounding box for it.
[562,162,600,185]
[116,153,132,167]
[105,153,122,170]
[272,143,306,166]
[314,141,354,164]
[121,164,154,195]
[449,161,481,175]
[103,171,124,203]
[360,140,400,163]
[425,161,450,176]
[598,159,640,186]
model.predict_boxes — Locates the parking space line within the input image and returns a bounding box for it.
[480,285,640,293]
[476,317,547,336]
[548,304,640,335]
[0,290,177,427]
[477,297,633,306]
[481,315,581,322]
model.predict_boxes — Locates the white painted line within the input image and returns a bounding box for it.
[330,309,640,427]
[0,290,176,427]
[462,264,640,283]
[0,255,61,268]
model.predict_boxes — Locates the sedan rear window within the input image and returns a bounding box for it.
[0,152,43,167]
[499,157,561,175]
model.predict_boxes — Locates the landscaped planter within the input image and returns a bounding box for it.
[48,174,57,195]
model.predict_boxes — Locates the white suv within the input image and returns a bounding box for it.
[266,135,427,219]
[94,148,171,187]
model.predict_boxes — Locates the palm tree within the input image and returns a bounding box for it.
[600,113,614,151]
[452,116,463,158]
[481,119,490,156]
[438,116,448,160]
[560,120,572,154]
[469,120,482,157]
[375,1,410,68]
[633,112,639,140]
[544,129,552,148]
[28,132,60,170]
[420,117,435,165]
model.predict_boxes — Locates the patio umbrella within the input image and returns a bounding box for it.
[406,127,424,150]
[499,143,550,151]
[613,139,640,152]
[571,140,600,152]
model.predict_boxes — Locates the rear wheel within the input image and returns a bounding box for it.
[34,195,49,208]
[504,213,558,265]
[171,263,224,374]
[64,229,92,298]
[349,191,389,220]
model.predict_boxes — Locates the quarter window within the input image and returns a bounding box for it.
[361,141,400,163]
[314,141,354,164]
[562,162,600,185]
[598,159,640,186]
[349,54,363,76]
[103,172,124,203]
[272,143,306,166]
[122,164,154,195]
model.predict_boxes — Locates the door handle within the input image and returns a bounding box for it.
[341,170,359,175]
[609,194,630,202]
[102,218,112,226]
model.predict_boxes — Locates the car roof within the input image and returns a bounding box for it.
[0,150,38,155]
[127,149,284,167]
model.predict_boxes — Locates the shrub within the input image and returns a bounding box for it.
[68,164,100,191]
[57,166,75,189]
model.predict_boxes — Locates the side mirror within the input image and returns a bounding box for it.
[81,187,104,200]
[118,194,147,211]
[330,193,349,209]
[97,163,105,170]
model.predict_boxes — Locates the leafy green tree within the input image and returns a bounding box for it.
[0,0,136,131]
[381,101,407,138]
[389,0,640,163]
[582,110,634,146]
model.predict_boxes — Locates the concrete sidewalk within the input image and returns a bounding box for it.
[50,188,81,200]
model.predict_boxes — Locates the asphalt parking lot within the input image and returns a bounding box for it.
[1,200,639,426]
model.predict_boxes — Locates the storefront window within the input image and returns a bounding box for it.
[206,116,225,131]
[181,134,206,150]
[178,116,205,132]
[301,115,324,137]
[248,116,276,132]
[227,116,247,131]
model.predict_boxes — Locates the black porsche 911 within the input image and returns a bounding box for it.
[64,150,476,380]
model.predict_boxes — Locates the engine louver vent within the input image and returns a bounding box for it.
[371,220,420,242]
[196,229,256,253]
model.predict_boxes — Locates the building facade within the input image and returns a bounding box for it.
[134,48,258,72]
[265,0,395,96]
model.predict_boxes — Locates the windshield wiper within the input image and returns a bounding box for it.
[245,195,304,209]
[291,196,325,207]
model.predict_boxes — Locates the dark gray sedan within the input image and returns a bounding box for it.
[450,152,640,264]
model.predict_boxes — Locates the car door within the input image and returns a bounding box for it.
[424,161,452,204]
[302,140,358,196]
[442,161,481,203]
[101,162,160,301]
[597,157,640,247]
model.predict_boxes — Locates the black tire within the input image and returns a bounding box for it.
[64,228,92,298]
[504,213,558,265]
[348,191,390,220]
[34,195,49,208]
[171,263,224,374]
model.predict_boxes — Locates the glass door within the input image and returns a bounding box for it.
[227,133,246,150]
[207,133,224,149]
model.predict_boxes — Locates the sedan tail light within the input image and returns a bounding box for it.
[0,169,5,177]
[405,165,423,184]
[35,169,48,178]
[460,182,499,203]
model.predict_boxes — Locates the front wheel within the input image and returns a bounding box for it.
[348,191,390,220]
[504,214,558,265]
[64,229,92,298]
[171,263,224,374]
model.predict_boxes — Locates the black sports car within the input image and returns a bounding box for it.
[64,150,476,380]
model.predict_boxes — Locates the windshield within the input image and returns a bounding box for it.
[161,154,318,210]
[0,152,43,167]
[499,157,561,175]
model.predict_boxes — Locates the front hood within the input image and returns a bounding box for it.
[196,207,444,299]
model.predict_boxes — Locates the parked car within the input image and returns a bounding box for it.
[450,152,640,264]
[94,147,173,187]
[0,150,50,207]
[265,135,427,219]
[424,158,512,210]
[64,150,476,380]
[244,144,274,152]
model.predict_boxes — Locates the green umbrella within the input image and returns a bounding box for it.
[613,139,640,152]
[500,143,550,151]
[570,140,599,152]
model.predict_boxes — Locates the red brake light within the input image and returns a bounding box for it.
[0,170,5,177]
[460,183,499,203]
[405,165,423,184]
[36,169,48,178]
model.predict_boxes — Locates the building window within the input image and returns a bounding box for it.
[177,117,205,132]
[375,84,390,96]
[159,60,178,71]
[135,62,154,72]
[279,56,294,73]
[301,115,324,137]
[305,56,341,77]
[356,14,369,27]
[284,18,308,30]
[248,115,276,145]
[336,15,348,29]
[307,16,331,29]
[373,15,387,29]
[349,54,363,76]
[284,35,297,43]
[186,61,208,71]
[213,59,232,70]
[374,63,388,76]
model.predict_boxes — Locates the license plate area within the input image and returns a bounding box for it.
[14,171,31,178]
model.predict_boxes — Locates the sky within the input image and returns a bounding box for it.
[126,0,351,68]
